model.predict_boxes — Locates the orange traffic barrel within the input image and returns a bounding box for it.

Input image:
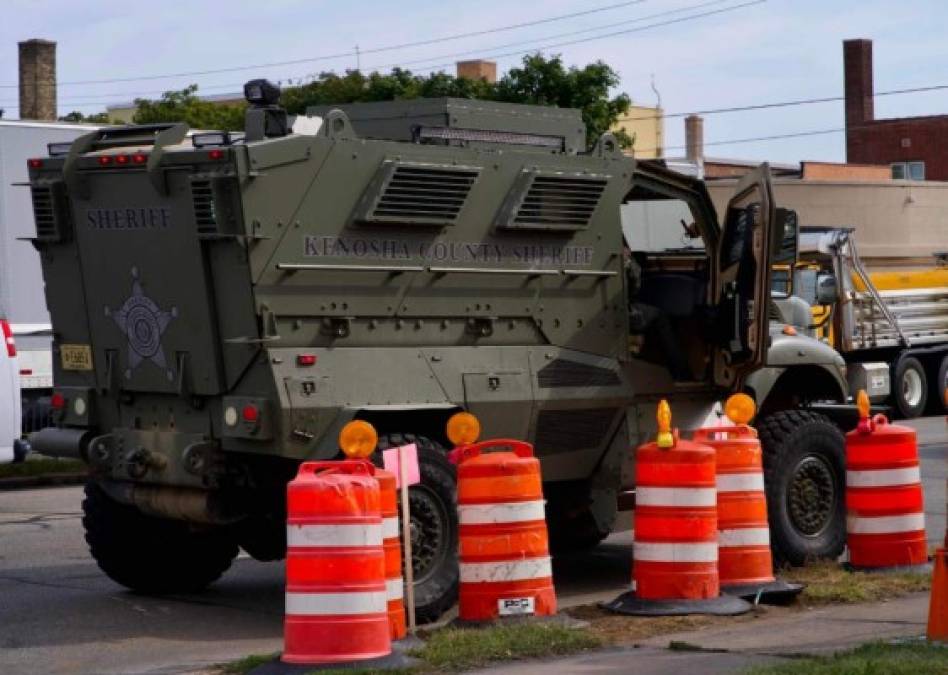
[376,469,406,640]
[846,413,927,569]
[694,425,774,586]
[604,401,751,616]
[283,460,391,665]
[693,425,803,603]
[454,439,556,622]
[928,546,947,641]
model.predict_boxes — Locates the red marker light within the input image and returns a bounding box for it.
[297,354,317,366]
[28,158,43,169]
[51,392,65,410]
[208,149,225,161]
[1,320,15,357]
[242,404,260,423]
[98,155,113,166]
[116,154,130,165]
[132,153,147,164]
[19,369,33,376]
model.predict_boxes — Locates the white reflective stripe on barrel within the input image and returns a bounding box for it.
[846,466,921,488]
[386,577,404,601]
[716,473,765,493]
[382,516,399,540]
[847,512,926,534]
[718,527,771,547]
[459,499,546,525]
[633,541,718,562]
[636,487,716,508]
[459,556,552,583]
[285,590,387,616]
[287,522,382,548]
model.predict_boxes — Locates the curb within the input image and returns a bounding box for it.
[0,473,87,491]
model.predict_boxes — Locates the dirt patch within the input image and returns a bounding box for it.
[780,561,931,606]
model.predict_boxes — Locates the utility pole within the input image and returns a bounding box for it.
[355,45,361,72]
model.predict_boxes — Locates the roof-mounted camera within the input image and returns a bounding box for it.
[243,79,288,141]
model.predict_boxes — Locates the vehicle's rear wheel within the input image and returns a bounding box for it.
[758,410,846,566]
[930,354,948,413]
[82,481,238,593]
[376,433,458,624]
[892,356,928,419]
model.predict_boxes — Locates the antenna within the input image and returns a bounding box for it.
[650,74,663,158]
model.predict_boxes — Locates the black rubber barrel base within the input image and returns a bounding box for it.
[720,579,804,605]
[601,591,752,616]
[250,650,419,674]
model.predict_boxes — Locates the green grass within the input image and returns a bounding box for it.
[219,652,279,674]
[220,623,600,674]
[0,457,85,479]
[780,561,931,605]
[417,622,600,671]
[745,641,948,675]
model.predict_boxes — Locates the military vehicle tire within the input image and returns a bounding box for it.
[930,354,948,413]
[82,481,238,593]
[376,433,458,624]
[892,356,928,419]
[758,410,846,566]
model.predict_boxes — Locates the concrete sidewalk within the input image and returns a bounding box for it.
[472,593,932,674]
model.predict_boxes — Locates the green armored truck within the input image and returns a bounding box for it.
[27,82,856,621]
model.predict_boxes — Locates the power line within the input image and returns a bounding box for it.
[639,127,844,155]
[617,82,948,122]
[0,0,652,89]
[364,0,766,73]
[0,0,762,107]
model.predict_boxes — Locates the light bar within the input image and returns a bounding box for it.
[414,125,564,149]
[192,132,232,148]
[47,142,73,157]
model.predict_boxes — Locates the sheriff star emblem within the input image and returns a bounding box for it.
[105,267,178,381]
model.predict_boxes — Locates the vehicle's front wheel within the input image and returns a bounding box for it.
[376,433,458,624]
[892,356,928,419]
[82,481,238,593]
[758,410,846,566]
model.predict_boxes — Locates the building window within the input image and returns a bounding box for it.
[891,161,925,180]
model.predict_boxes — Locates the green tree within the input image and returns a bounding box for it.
[494,55,631,148]
[132,84,245,131]
[132,55,632,147]
[58,110,116,124]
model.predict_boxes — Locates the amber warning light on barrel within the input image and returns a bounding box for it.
[447,412,481,446]
[656,400,674,448]
[339,420,378,459]
[856,389,872,434]
[724,393,756,426]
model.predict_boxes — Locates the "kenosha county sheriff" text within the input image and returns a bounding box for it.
[304,235,594,266]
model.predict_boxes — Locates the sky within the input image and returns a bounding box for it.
[2,0,948,163]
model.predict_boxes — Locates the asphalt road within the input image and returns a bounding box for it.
[0,418,944,675]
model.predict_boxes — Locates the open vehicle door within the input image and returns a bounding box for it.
[713,163,777,387]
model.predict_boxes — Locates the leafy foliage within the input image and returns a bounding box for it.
[132,84,245,131]
[58,110,116,124]
[130,54,632,147]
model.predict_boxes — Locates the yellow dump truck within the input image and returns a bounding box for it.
[793,226,948,417]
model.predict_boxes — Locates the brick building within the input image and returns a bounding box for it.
[845,38,948,180]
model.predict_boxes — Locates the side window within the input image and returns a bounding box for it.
[891,161,926,180]
[620,199,705,252]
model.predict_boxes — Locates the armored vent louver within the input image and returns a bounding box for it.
[30,182,69,242]
[496,170,608,232]
[356,161,480,226]
[190,179,217,234]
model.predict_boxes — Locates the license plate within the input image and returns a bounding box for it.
[60,344,93,371]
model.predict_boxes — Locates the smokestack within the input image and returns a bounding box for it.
[456,60,497,84]
[685,114,704,162]
[19,39,57,121]
[844,39,874,127]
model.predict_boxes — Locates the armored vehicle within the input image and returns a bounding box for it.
[27,84,853,621]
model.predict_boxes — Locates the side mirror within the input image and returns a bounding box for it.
[816,273,838,305]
